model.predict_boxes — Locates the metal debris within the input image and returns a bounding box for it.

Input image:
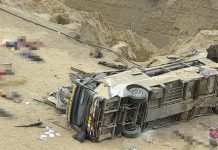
[15,119,42,127]
[46,86,71,111]
[98,61,127,70]
[0,63,12,67]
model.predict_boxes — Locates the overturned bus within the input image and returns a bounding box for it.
[66,45,218,142]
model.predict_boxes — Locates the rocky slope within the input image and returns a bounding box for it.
[65,0,218,48]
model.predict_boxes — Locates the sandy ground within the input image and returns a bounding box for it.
[0,0,159,62]
[0,6,218,150]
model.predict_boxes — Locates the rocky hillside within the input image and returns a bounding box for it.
[65,0,218,48]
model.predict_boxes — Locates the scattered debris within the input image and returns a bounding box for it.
[182,49,198,58]
[146,58,158,67]
[0,63,12,67]
[32,98,46,104]
[165,49,199,64]
[39,127,61,141]
[98,61,127,70]
[46,86,71,111]
[70,67,94,81]
[15,119,42,127]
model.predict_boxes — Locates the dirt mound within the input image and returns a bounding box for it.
[116,30,158,61]
[80,13,157,61]
[135,30,218,67]
[110,41,137,61]
[65,0,218,49]
[161,30,218,56]
[0,0,158,62]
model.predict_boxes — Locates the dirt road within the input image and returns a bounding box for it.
[0,6,217,150]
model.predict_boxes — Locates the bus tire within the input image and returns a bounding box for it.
[124,84,148,103]
[122,126,141,138]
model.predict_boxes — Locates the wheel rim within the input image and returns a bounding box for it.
[129,88,146,98]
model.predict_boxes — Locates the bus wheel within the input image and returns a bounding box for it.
[122,126,141,138]
[124,84,148,103]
